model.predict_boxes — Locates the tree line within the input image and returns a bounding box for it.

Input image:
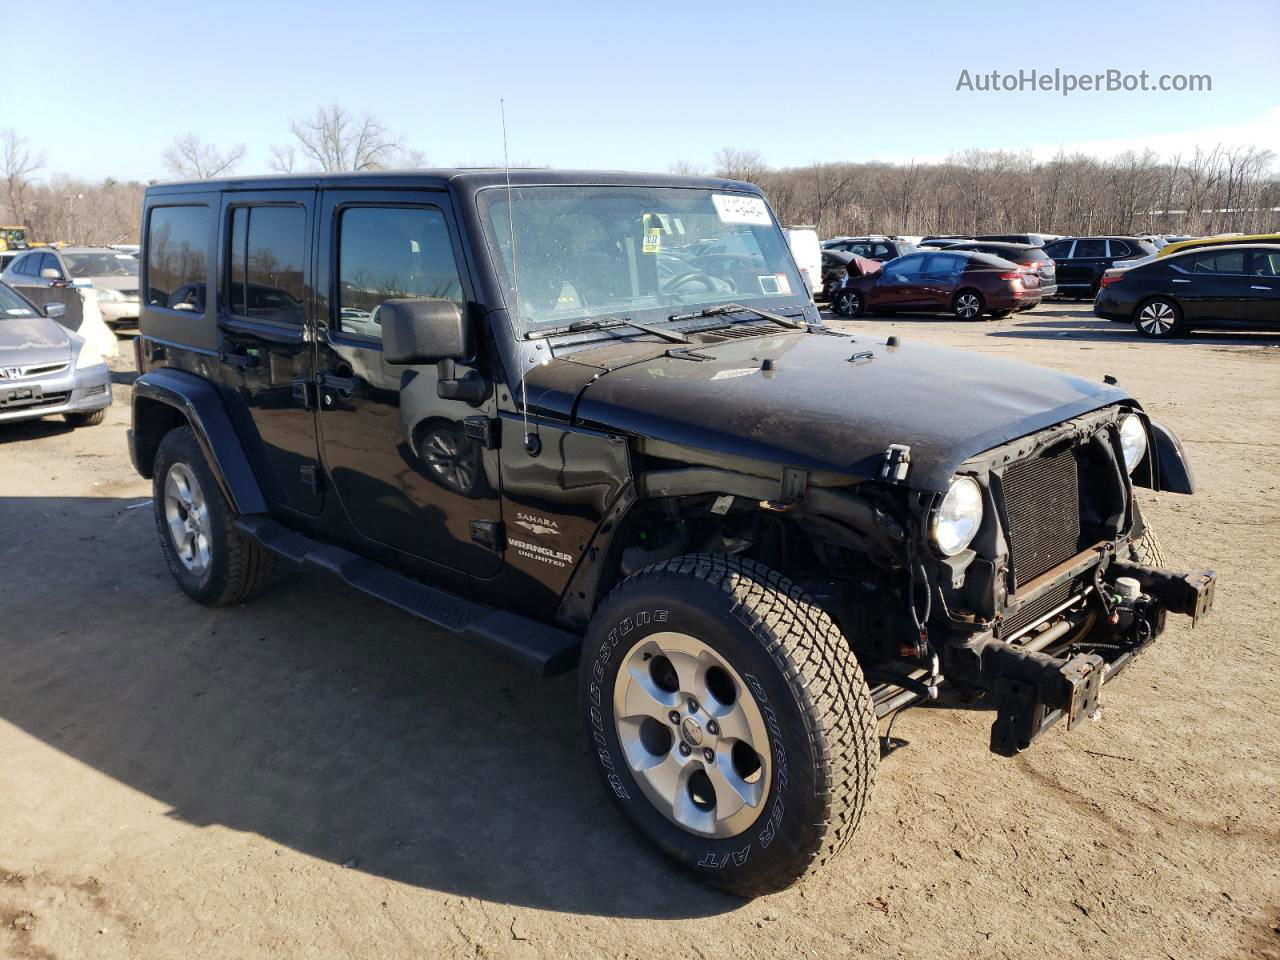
[704,145,1278,238]
[3,111,1276,247]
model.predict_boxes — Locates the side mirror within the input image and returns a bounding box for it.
[44,301,67,319]
[382,298,472,365]
[40,268,62,280]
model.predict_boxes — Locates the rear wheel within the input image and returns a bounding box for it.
[580,554,878,897]
[832,290,863,317]
[1134,298,1183,339]
[952,290,984,320]
[152,426,276,606]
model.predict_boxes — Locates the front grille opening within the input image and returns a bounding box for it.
[998,579,1075,639]
[1001,446,1082,588]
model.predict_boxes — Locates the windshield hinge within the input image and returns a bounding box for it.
[880,444,912,483]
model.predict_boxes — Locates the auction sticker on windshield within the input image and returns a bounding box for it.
[712,194,772,225]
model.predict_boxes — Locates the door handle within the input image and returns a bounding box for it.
[220,349,259,369]
[316,370,361,400]
[1250,285,1272,291]
[1171,279,1191,284]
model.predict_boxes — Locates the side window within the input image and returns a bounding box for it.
[1247,250,1280,277]
[1043,240,1073,259]
[336,206,464,339]
[888,255,924,277]
[226,205,307,324]
[1108,240,1132,258]
[924,253,963,275]
[1074,238,1107,258]
[14,253,36,276]
[147,205,211,312]
[1185,251,1245,274]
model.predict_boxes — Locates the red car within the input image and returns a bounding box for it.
[830,249,1042,319]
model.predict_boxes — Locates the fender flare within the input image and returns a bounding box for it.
[130,368,268,515]
[1143,416,1195,495]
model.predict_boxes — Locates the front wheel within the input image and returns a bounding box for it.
[579,554,878,897]
[64,409,106,427]
[1135,298,1183,339]
[831,290,864,317]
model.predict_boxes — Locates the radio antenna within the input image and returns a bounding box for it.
[501,98,535,453]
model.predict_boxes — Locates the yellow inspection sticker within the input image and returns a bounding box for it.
[642,213,662,253]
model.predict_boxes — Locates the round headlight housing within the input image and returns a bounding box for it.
[1118,414,1147,474]
[931,476,984,557]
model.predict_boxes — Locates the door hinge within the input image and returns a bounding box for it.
[470,519,505,552]
[299,463,322,494]
[464,416,500,449]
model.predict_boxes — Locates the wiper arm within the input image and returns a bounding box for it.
[526,316,689,343]
[668,302,805,329]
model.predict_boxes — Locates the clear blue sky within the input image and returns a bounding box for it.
[4,0,1278,181]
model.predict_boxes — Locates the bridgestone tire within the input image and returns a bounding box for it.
[152,426,276,607]
[579,554,878,896]
[1129,521,1166,568]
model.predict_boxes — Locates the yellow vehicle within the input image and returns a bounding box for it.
[1158,232,1280,258]
[0,225,30,251]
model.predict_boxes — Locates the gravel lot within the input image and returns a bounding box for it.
[2,301,1277,960]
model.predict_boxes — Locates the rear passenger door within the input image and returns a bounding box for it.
[1172,250,1254,323]
[1243,249,1280,327]
[216,190,323,516]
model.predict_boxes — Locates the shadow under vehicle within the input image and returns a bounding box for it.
[128,169,1216,899]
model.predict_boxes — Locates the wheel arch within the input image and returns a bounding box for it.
[131,369,268,515]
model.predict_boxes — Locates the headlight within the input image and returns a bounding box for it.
[931,476,984,556]
[75,342,104,369]
[1118,414,1147,473]
[95,288,123,302]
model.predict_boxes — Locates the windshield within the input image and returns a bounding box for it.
[0,283,38,318]
[64,252,139,278]
[477,185,807,333]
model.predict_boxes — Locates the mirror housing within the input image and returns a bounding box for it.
[40,268,62,280]
[382,298,472,365]
[44,301,67,319]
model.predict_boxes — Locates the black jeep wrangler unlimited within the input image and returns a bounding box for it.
[129,170,1215,896]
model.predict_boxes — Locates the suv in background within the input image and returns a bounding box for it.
[821,235,917,261]
[1042,237,1158,298]
[129,169,1213,898]
[973,233,1049,247]
[1,246,142,329]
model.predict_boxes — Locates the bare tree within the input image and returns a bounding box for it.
[274,104,405,172]
[162,133,245,179]
[712,148,768,183]
[668,160,706,176]
[2,129,44,226]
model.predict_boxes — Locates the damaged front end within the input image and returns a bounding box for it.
[916,406,1217,755]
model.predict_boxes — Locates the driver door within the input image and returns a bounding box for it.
[313,189,503,578]
[874,254,927,309]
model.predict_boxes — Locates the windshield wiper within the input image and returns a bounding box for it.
[526,316,689,344]
[668,302,805,329]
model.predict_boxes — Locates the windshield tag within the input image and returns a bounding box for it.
[711,194,771,225]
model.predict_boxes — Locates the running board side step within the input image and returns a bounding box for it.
[234,515,581,677]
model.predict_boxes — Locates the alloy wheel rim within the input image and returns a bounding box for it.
[1139,302,1174,335]
[163,463,212,575]
[612,631,771,838]
[957,294,980,318]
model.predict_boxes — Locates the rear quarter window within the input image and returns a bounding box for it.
[147,205,211,313]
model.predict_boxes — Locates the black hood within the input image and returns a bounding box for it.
[536,330,1131,493]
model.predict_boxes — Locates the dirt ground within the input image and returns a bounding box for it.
[1,301,1277,960]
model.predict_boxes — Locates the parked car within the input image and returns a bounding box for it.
[973,233,1048,247]
[784,227,823,298]
[0,252,16,274]
[0,280,112,427]
[822,235,917,261]
[917,238,968,249]
[943,241,1058,297]
[1094,243,1280,338]
[1041,237,1158,298]
[1157,232,1280,259]
[818,249,853,297]
[830,249,1041,318]
[1,245,141,329]
[129,169,1211,897]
